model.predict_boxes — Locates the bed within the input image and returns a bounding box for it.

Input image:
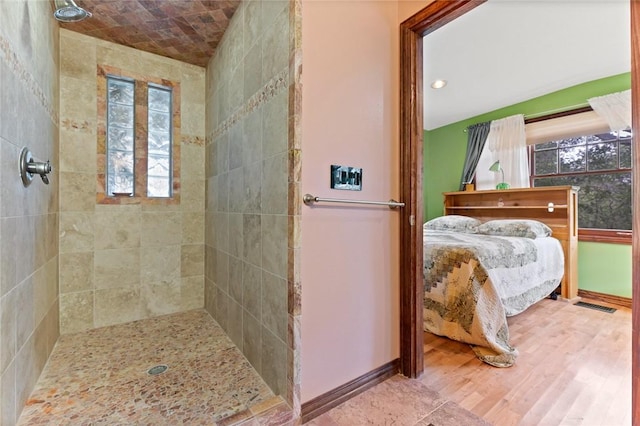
[423,186,579,367]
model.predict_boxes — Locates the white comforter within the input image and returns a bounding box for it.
[423,229,564,367]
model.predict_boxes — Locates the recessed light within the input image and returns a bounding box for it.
[431,79,447,89]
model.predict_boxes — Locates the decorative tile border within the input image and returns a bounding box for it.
[288,0,303,416]
[209,68,289,140]
[61,119,93,133]
[182,135,205,146]
[0,33,59,125]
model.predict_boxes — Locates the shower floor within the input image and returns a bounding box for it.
[17,309,292,425]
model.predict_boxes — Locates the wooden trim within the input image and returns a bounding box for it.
[578,228,632,245]
[524,106,593,124]
[399,0,485,381]
[300,359,400,423]
[578,289,632,310]
[631,1,640,423]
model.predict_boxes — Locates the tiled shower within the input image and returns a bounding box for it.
[0,0,300,424]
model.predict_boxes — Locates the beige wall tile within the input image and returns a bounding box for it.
[262,271,287,342]
[60,291,94,334]
[60,31,97,81]
[242,309,262,373]
[180,275,204,311]
[60,76,96,123]
[228,255,243,304]
[181,103,206,137]
[59,130,97,173]
[243,162,262,214]
[94,288,141,328]
[204,0,294,403]
[141,245,181,286]
[228,213,243,258]
[182,211,204,244]
[59,172,96,212]
[180,64,206,105]
[243,214,261,267]
[94,207,141,250]
[261,5,289,83]
[262,214,287,279]
[59,212,94,254]
[96,44,142,72]
[181,143,206,180]
[228,167,245,213]
[181,244,204,278]
[227,299,243,349]
[261,153,288,215]
[243,43,263,101]
[215,250,230,293]
[261,327,287,396]
[33,259,59,327]
[242,262,261,320]
[59,252,94,293]
[242,108,262,167]
[0,289,17,373]
[180,178,205,212]
[141,282,180,317]
[262,90,288,157]
[94,248,140,289]
[1,359,17,425]
[141,212,182,247]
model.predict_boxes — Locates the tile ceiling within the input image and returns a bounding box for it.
[56,0,241,67]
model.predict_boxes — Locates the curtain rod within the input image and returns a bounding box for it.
[523,102,591,120]
[463,102,592,132]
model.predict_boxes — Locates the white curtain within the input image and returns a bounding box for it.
[475,114,530,190]
[587,89,632,131]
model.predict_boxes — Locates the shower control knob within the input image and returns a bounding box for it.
[26,159,52,176]
[19,147,53,186]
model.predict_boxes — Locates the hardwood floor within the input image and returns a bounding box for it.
[421,298,631,426]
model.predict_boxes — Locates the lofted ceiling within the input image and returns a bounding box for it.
[56,0,241,67]
[423,0,630,131]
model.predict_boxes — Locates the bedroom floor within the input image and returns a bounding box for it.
[421,297,632,425]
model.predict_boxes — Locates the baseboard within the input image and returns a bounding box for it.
[300,359,400,423]
[577,289,631,309]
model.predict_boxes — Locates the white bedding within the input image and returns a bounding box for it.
[423,229,564,367]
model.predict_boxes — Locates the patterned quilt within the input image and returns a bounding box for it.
[423,229,564,367]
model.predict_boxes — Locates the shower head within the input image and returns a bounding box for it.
[53,0,92,22]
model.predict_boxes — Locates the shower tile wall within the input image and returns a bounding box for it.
[58,29,206,333]
[0,2,60,425]
[205,0,293,404]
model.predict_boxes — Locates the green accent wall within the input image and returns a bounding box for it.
[423,72,632,298]
[578,242,631,298]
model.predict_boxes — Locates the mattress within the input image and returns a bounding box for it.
[423,229,564,367]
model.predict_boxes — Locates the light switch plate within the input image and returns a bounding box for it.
[330,165,362,191]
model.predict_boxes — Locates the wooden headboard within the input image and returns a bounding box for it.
[442,186,579,300]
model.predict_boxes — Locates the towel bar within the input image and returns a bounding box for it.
[303,193,404,209]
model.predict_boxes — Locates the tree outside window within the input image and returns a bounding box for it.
[531,130,632,243]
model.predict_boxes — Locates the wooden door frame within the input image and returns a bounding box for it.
[400,5,640,424]
[398,0,486,379]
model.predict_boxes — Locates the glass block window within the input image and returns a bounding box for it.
[106,77,135,196]
[99,66,179,205]
[147,84,173,197]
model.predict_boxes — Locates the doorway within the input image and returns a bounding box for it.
[398,1,639,423]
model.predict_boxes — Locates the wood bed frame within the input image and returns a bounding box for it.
[442,185,579,300]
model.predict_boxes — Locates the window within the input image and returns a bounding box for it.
[97,65,180,205]
[531,128,632,243]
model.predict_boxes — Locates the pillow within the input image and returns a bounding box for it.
[423,215,482,233]
[476,219,552,239]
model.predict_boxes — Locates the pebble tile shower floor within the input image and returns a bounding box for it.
[17,310,291,425]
